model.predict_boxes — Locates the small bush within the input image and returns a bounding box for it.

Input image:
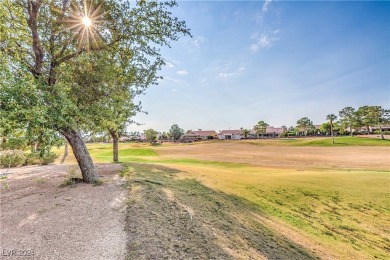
[93,179,104,186]
[40,152,58,165]
[0,150,26,167]
[25,152,58,166]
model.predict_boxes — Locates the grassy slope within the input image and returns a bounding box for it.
[123,163,318,259]
[174,164,390,259]
[54,137,390,259]
[245,136,390,146]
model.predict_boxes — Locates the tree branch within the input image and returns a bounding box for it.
[27,0,44,77]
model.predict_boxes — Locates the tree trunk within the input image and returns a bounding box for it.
[60,128,98,183]
[379,126,384,140]
[330,121,334,144]
[350,125,353,136]
[110,130,119,162]
[60,141,68,164]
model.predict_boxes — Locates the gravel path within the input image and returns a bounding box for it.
[0,164,127,260]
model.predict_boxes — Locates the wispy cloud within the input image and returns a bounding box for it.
[187,36,208,52]
[177,70,188,76]
[172,88,177,92]
[166,61,175,68]
[164,76,180,82]
[218,72,236,79]
[256,0,273,24]
[251,0,280,53]
[262,0,272,13]
[217,66,245,80]
[250,32,279,52]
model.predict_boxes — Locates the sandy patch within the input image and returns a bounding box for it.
[0,164,126,260]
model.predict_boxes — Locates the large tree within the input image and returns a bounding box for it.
[63,51,146,163]
[169,124,184,142]
[326,114,337,144]
[144,129,158,144]
[253,121,269,138]
[0,0,190,182]
[339,107,357,136]
[356,106,375,135]
[366,106,390,140]
[296,117,314,137]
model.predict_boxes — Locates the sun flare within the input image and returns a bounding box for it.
[82,16,92,27]
[64,1,104,51]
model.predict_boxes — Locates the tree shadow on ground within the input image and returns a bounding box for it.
[124,163,319,259]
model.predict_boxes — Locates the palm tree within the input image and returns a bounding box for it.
[254,121,269,138]
[326,114,337,144]
[241,129,251,139]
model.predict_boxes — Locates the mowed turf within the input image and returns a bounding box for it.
[54,137,390,259]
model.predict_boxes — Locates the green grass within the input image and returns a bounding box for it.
[156,158,247,168]
[247,136,390,146]
[89,146,157,157]
[79,144,158,163]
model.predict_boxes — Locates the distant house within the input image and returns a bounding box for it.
[119,136,132,142]
[250,126,286,138]
[218,130,243,140]
[357,126,390,134]
[182,130,218,141]
[192,130,218,140]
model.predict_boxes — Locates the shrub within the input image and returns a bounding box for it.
[25,153,41,165]
[25,152,58,166]
[40,152,58,165]
[0,150,26,167]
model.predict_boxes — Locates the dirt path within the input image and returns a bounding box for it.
[0,164,127,260]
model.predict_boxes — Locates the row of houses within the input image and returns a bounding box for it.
[182,127,287,141]
[119,127,287,142]
[120,125,390,142]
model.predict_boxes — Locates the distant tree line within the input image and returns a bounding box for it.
[278,105,389,140]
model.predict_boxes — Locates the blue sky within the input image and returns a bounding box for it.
[130,0,389,132]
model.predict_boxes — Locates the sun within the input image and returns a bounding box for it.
[64,1,104,51]
[82,16,92,27]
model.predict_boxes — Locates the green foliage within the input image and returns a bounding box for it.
[296,117,314,137]
[169,124,184,141]
[320,122,331,135]
[60,178,77,187]
[289,137,390,146]
[93,179,104,186]
[0,150,26,167]
[253,121,269,137]
[0,0,190,179]
[144,129,158,143]
[2,181,10,190]
[25,152,58,166]
[339,107,358,135]
[241,129,251,138]
[0,133,28,151]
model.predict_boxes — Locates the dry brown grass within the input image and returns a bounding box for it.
[153,141,390,170]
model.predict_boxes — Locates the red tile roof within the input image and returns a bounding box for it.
[192,131,217,137]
